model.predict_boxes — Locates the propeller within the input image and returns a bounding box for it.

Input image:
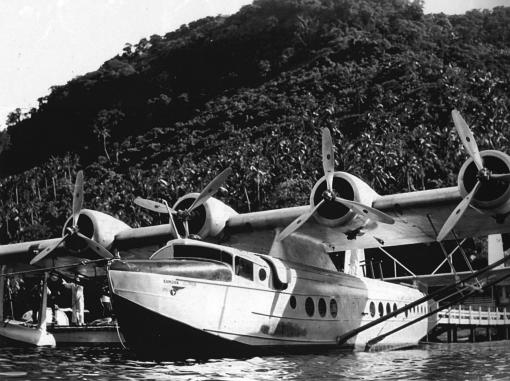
[134,167,232,238]
[134,197,181,239]
[30,170,114,265]
[277,128,395,241]
[437,110,510,241]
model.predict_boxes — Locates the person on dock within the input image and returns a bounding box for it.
[100,285,112,318]
[28,280,42,324]
[47,272,65,324]
[63,275,85,326]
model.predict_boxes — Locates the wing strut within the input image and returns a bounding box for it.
[451,230,481,279]
[364,270,510,351]
[426,214,461,283]
[376,246,416,278]
[336,250,510,347]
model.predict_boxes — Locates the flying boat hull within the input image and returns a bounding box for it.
[108,242,431,359]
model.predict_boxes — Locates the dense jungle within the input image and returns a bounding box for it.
[0,0,509,272]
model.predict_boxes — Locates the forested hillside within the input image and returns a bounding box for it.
[1,0,509,244]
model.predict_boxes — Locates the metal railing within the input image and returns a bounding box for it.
[438,305,510,326]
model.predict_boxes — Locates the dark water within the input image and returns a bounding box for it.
[0,342,509,380]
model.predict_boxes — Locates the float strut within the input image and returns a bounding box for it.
[337,250,510,345]
[364,271,510,351]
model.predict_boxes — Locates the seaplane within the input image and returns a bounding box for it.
[0,110,509,358]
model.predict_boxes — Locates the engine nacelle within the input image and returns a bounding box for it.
[458,149,510,215]
[63,209,132,249]
[309,172,379,227]
[173,194,238,238]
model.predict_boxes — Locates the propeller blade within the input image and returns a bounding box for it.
[30,235,69,265]
[188,167,232,212]
[133,197,176,214]
[277,200,325,241]
[134,197,176,214]
[490,173,510,182]
[72,170,84,227]
[437,181,481,242]
[334,197,395,225]
[322,128,335,192]
[162,200,181,239]
[77,233,114,260]
[451,110,484,171]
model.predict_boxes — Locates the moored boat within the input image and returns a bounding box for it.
[0,320,56,347]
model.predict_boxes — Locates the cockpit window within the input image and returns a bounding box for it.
[235,256,253,280]
[173,244,233,266]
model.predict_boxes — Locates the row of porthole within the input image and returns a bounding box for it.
[368,301,428,318]
[289,295,338,318]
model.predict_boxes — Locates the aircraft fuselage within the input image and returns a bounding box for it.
[108,239,430,359]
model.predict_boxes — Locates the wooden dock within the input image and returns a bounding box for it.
[430,305,510,342]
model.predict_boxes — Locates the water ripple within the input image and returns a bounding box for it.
[1,342,510,380]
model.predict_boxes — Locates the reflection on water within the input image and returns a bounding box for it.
[0,342,509,380]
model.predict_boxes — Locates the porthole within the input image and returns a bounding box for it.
[290,296,296,309]
[369,301,376,317]
[318,298,327,317]
[330,299,338,318]
[258,268,267,281]
[386,303,391,315]
[405,309,408,318]
[378,302,384,317]
[393,303,398,316]
[305,297,315,317]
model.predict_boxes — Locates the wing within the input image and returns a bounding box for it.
[2,186,509,261]
[226,186,510,252]
[317,186,510,251]
[0,238,62,260]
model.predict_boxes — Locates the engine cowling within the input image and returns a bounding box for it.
[458,149,510,215]
[62,209,131,250]
[172,194,238,238]
[309,172,379,227]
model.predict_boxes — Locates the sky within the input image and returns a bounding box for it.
[1,0,509,129]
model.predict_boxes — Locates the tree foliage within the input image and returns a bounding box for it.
[0,0,509,243]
